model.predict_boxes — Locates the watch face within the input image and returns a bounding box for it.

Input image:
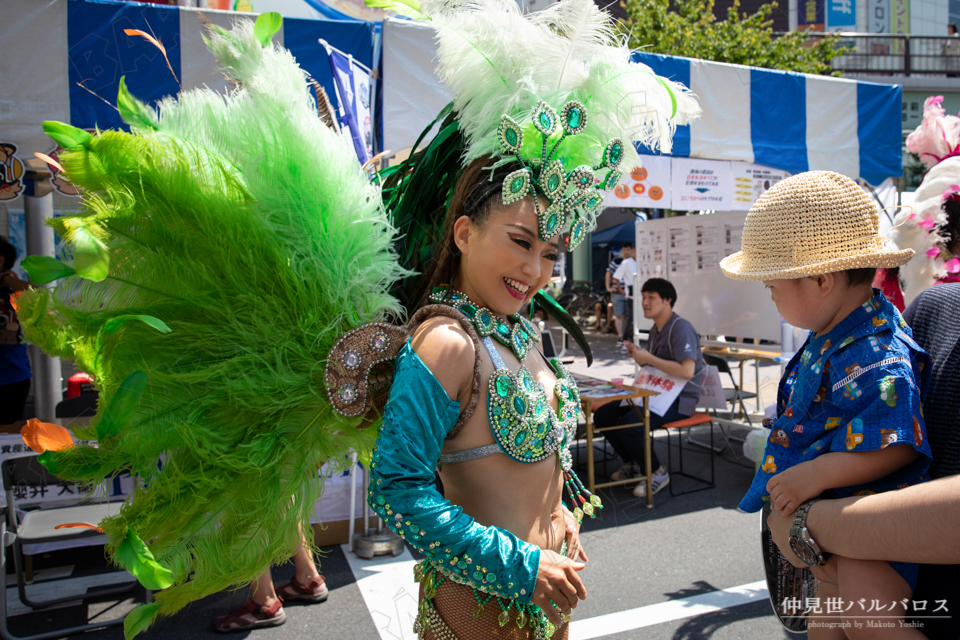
[789,537,819,566]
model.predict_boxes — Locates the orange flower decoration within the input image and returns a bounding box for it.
[21,418,74,453]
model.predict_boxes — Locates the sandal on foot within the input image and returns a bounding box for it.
[277,575,328,603]
[213,599,286,633]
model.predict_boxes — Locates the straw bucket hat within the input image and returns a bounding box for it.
[720,171,914,281]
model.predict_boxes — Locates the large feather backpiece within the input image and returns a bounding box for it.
[17,16,405,635]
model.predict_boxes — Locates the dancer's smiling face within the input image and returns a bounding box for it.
[453,195,559,316]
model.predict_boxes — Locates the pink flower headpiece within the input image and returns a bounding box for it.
[906,96,960,169]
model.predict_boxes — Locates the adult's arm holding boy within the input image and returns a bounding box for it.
[768,474,960,566]
[766,446,921,515]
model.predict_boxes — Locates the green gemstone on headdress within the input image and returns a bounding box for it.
[532,100,558,136]
[584,193,603,213]
[561,100,588,135]
[604,138,624,169]
[566,216,586,251]
[602,169,623,191]
[539,160,566,200]
[502,168,530,205]
[538,202,565,241]
[568,166,595,192]
[461,303,477,317]
[499,115,523,154]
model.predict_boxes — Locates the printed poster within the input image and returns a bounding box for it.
[694,219,721,274]
[670,158,732,211]
[604,155,671,208]
[730,162,788,210]
[667,223,692,276]
[636,227,666,279]
[622,366,688,416]
[723,221,743,257]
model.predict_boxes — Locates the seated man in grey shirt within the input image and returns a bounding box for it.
[595,278,704,498]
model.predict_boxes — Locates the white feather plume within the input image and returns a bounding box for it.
[422,0,699,175]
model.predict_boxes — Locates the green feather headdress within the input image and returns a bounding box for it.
[373,0,700,247]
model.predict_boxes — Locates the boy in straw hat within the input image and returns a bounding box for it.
[721,171,933,638]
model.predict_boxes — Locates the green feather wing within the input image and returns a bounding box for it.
[18,16,403,628]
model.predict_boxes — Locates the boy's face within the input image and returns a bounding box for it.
[762,277,836,332]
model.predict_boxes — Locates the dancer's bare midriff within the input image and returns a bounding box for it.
[433,323,570,557]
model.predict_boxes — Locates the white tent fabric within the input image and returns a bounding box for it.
[380,18,902,185]
[382,18,449,156]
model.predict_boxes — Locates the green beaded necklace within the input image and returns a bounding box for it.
[428,286,541,361]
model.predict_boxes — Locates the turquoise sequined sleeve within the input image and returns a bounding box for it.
[367,341,541,603]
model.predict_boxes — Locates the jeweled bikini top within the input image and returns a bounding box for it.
[428,287,579,469]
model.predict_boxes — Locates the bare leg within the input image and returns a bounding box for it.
[592,302,603,330]
[808,560,847,640]
[605,303,616,332]
[838,556,924,639]
[251,569,280,607]
[292,541,322,585]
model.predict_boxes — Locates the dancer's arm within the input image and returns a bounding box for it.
[367,329,541,604]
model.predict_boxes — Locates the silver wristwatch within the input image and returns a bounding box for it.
[789,499,832,566]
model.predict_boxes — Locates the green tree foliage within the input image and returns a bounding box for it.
[621,0,844,76]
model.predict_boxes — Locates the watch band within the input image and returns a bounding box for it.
[791,499,830,566]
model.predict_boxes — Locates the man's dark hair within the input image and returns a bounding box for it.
[621,242,634,249]
[0,236,16,272]
[844,268,876,287]
[641,277,677,307]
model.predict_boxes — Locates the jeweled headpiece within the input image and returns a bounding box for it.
[498,100,624,249]
[378,0,700,251]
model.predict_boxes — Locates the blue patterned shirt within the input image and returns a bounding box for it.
[740,292,932,513]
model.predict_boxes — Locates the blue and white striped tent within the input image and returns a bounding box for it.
[632,52,902,187]
[380,17,903,186]
[2,0,377,177]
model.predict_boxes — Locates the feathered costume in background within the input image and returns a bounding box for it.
[886,96,960,304]
[18,16,404,637]
[16,1,697,636]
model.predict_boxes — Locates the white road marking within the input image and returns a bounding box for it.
[569,580,769,639]
[341,540,770,640]
[342,544,420,640]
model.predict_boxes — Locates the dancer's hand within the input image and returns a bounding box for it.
[533,550,586,625]
[563,508,588,562]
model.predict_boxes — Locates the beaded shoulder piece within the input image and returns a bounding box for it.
[325,305,484,432]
